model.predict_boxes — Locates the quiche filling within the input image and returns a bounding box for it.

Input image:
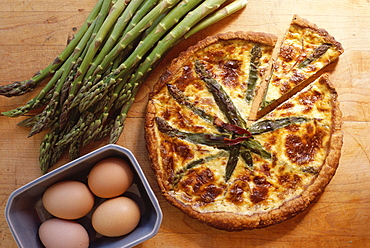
[152,58,334,215]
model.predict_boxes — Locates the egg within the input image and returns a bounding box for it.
[38,218,89,248]
[42,180,95,220]
[91,196,141,237]
[88,157,134,198]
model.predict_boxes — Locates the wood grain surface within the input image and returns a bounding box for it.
[1,0,370,247]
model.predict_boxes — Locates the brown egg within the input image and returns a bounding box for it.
[88,157,134,198]
[42,180,95,220]
[91,196,141,237]
[38,218,89,248]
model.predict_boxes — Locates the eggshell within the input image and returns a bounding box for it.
[38,218,89,248]
[42,180,95,220]
[91,196,141,237]
[88,157,134,198]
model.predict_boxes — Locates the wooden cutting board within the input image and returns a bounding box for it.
[1,0,369,247]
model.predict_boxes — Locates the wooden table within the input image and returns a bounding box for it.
[1,0,369,247]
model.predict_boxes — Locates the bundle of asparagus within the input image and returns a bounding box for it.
[0,0,247,173]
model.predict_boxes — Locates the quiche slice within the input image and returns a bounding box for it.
[145,30,342,231]
[260,15,344,109]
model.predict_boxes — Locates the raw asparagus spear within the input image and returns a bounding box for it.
[2,68,65,117]
[74,0,129,83]
[59,0,127,123]
[1,6,102,118]
[184,0,248,39]
[83,0,145,80]
[92,0,182,78]
[110,98,134,144]
[0,0,105,97]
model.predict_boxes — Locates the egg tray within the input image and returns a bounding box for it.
[5,144,162,248]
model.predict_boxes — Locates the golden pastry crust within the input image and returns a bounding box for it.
[145,27,343,231]
[291,15,344,53]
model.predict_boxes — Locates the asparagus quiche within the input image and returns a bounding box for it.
[145,17,343,231]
